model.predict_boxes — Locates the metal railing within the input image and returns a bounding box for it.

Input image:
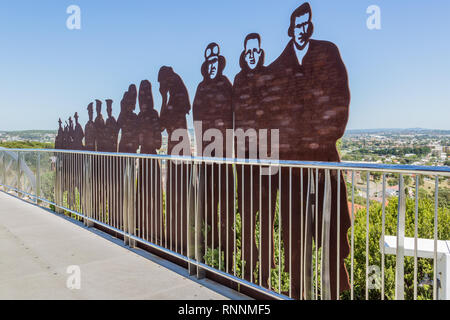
[0,148,449,300]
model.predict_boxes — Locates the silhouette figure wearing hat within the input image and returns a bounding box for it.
[84,103,97,151]
[94,100,107,152]
[73,112,84,150]
[105,99,119,153]
[55,118,64,150]
[193,42,234,272]
[67,117,75,149]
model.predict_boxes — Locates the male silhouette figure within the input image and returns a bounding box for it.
[103,99,119,228]
[68,117,75,149]
[94,100,107,152]
[73,112,84,150]
[62,122,70,150]
[193,43,234,272]
[266,2,351,299]
[72,112,85,213]
[55,118,64,149]
[105,99,119,153]
[84,103,97,152]
[93,99,108,221]
[233,33,274,283]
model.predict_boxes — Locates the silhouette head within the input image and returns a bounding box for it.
[68,117,73,127]
[106,99,113,117]
[139,80,154,113]
[158,66,175,97]
[95,99,102,116]
[58,118,62,128]
[74,112,79,123]
[201,43,226,80]
[127,84,137,112]
[87,103,94,121]
[288,2,314,50]
[240,33,265,71]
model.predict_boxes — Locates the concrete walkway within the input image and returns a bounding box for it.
[0,191,248,300]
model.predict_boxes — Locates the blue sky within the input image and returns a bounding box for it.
[0,0,449,131]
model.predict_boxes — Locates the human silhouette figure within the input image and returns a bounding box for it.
[72,112,85,212]
[137,80,163,244]
[158,66,191,254]
[73,112,84,150]
[103,99,119,228]
[117,86,139,245]
[94,100,107,152]
[105,100,119,153]
[84,102,98,220]
[62,122,70,150]
[68,117,75,150]
[193,43,234,272]
[118,86,139,154]
[84,103,97,152]
[55,118,64,149]
[233,33,274,283]
[93,99,108,221]
[265,2,351,299]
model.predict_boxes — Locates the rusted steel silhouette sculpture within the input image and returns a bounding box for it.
[260,2,351,299]
[72,112,85,216]
[137,80,163,244]
[193,43,234,272]
[105,100,119,153]
[84,102,98,225]
[55,119,64,149]
[51,2,351,299]
[94,99,108,221]
[118,86,139,154]
[103,99,119,230]
[68,117,75,149]
[117,85,139,246]
[62,122,69,149]
[158,66,191,254]
[84,103,97,152]
[233,33,273,283]
[73,112,85,150]
[94,100,107,152]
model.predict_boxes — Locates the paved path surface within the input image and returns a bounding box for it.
[0,191,248,300]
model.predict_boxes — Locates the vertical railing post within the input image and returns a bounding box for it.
[320,169,332,300]
[36,152,41,204]
[395,174,406,300]
[55,153,61,214]
[85,154,94,227]
[0,151,4,188]
[123,157,136,247]
[187,160,197,276]
[17,151,22,197]
[195,161,206,279]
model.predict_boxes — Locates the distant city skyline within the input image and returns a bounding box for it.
[0,0,449,131]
